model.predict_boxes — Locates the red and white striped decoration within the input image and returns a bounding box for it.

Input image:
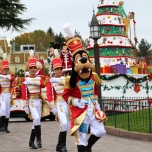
[95,110,107,122]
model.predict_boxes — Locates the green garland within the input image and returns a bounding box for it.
[100,74,150,84]
[101,80,152,98]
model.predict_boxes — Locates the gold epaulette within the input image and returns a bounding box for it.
[44,77,49,86]
[64,76,71,89]
[92,72,102,85]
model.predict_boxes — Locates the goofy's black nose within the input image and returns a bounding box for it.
[80,57,87,64]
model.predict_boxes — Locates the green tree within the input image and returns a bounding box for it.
[47,27,54,36]
[138,39,151,56]
[55,32,66,47]
[0,0,34,32]
[10,30,55,51]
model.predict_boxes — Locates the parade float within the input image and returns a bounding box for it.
[87,0,152,111]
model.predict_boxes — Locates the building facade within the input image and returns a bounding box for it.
[0,39,49,73]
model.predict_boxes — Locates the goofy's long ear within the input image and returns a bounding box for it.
[69,62,77,88]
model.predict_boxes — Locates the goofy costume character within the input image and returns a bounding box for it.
[62,28,106,152]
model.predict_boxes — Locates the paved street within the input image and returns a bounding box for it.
[0,120,152,152]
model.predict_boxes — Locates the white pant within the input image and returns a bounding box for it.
[56,101,70,132]
[0,93,11,118]
[29,99,42,129]
[74,101,106,146]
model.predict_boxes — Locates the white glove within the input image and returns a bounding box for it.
[95,102,101,111]
[49,77,60,83]
[74,99,86,109]
[24,106,29,114]
[23,79,34,85]
[51,107,57,115]
[0,74,6,79]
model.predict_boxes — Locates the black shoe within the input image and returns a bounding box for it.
[77,145,86,152]
[60,132,68,152]
[56,143,61,151]
[56,133,61,151]
[35,125,42,148]
[36,138,42,148]
[5,128,10,133]
[29,129,37,149]
[0,127,6,132]
[29,141,38,149]
[60,144,68,152]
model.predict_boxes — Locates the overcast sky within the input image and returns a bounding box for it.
[1,0,152,46]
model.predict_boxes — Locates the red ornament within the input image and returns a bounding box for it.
[149,72,152,81]
[134,84,140,93]
[119,41,122,44]
[148,99,152,106]
[104,106,108,110]
[106,28,110,31]
[127,51,130,54]
[104,10,107,12]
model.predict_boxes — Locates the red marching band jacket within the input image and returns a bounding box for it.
[0,75,15,94]
[62,73,100,135]
[46,76,65,108]
[60,52,73,69]
[21,76,45,101]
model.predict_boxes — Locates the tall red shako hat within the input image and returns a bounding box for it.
[62,23,83,55]
[28,50,37,68]
[1,53,9,70]
[52,58,62,70]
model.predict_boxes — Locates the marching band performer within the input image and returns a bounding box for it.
[47,58,69,152]
[0,54,14,133]
[21,50,49,149]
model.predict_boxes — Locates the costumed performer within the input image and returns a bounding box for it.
[60,42,72,76]
[62,23,106,152]
[0,54,14,133]
[47,57,70,152]
[21,50,49,149]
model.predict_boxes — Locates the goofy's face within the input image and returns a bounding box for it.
[73,50,94,80]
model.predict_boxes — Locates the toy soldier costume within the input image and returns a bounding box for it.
[47,58,69,152]
[0,54,14,133]
[21,50,49,149]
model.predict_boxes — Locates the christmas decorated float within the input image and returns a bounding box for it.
[86,0,152,111]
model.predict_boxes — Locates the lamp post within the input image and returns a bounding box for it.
[89,11,102,102]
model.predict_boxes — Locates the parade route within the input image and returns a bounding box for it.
[0,120,151,152]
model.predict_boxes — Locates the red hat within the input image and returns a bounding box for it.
[66,36,83,55]
[28,58,37,68]
[1,53,9,70]
[28,50,37,68]
[52,58,62,70]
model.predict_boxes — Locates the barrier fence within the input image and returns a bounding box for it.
[99,97,152,134]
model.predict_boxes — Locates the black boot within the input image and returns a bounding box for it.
[56,132,61,151]
[77,145,86,152]
[86,135,100,152]
[29,129,37,149]
[60,131,68,152]
[0,116,6,132]
[5,118,10,133]
[35,125,42,148]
